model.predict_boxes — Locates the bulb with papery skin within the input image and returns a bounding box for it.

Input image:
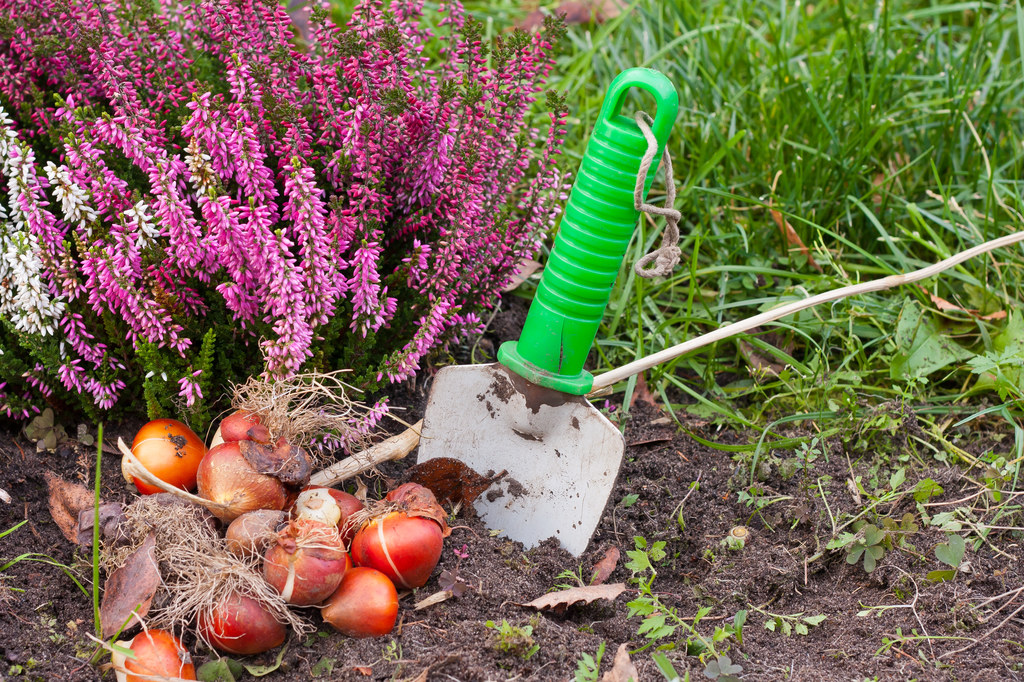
[321,567,399,638]
[263,520,350,605]
[293,488,342,526]
[197,593,287,655]
[115,630,196,682]
[350,512,443,589]
[225,509,287,559]
[196,442,287,523]
[219,410,271,443]
[128,419,207,495]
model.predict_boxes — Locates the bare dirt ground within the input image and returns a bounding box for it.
[1,307,1021,681]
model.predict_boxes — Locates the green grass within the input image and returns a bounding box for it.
[500,1,1024,442]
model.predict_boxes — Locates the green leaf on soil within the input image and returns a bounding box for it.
[890,301,974,380]
[242,643,289,676]
[929,511,962,532]
[863,524,884,546]
[935,534,965,568]
[913,478,944,502]
[651,651,680,680]
[889,467,906,491]
[197,659,244,682]
[926,569,957,583]
[311,657,335,677]
[733,610,747,644]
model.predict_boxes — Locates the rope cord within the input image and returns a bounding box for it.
[632,111,682,278]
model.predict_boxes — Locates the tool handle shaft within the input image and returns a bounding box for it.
[499,68,679,394]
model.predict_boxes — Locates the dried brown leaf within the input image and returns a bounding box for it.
[517,583,626,613]
[100,532,160,638]
[766,175,822,273]
[387,482,451,537]
[413,589,453,611]
[76,502,129,547]
[44,471,95,544]
[739,340,785,377]
[353,666,373,676]
[921,286,1007,321]
[239,439,311,487]
[403,457,504,507]
[628,372,658,410]
[500,258,542,293]
[601,643,639,682]
[590,546,620,585]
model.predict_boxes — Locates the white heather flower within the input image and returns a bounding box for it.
[124,199,159,246]
[43,161,97,234]
[0,105,65,337]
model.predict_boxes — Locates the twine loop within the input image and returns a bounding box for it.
[632,111,682,278]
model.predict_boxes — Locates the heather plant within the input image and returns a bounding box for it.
[0,0,568,431]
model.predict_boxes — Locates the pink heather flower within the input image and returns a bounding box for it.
[177,369,204,407]
[0,0,566,423]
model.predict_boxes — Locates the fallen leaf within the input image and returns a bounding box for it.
[353,477,368,503]
[387,482,452,536]
[739,340,785,377]
[590,546,620,585]
[413,589,453,610]
[767,174,822,273]
[100,532,160,637]
[601,643,639,682]
[44,471,95,544]
[628,372,658,410]
[403,457,504,507]
[769,205,823,272]
[500,258,542,293]
[921,286,1007,321]
[517,583,626,613]
[239,440,311,487]
[353,666,372,676]
[76,502,129,547]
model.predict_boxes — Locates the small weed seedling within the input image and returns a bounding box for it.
[754,609,827,637]
[553,565,591,590]
[927,533,967,582]
[625,536,744,662]
[574,641,605,682]
[827,523,886,573]
[703,654,743,681]
[485,619,540,660]
[382,639,401,663]
[714,610,747,646]
[650,651,742,682]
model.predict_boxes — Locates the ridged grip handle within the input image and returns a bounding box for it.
[498,68,678,394]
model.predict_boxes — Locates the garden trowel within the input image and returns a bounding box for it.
[417,68,679,557]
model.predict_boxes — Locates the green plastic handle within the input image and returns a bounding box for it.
[498,68,679,395]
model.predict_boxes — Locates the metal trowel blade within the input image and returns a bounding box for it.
[417,363,624,557]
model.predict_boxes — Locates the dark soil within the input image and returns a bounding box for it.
[1,305,1022,681]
